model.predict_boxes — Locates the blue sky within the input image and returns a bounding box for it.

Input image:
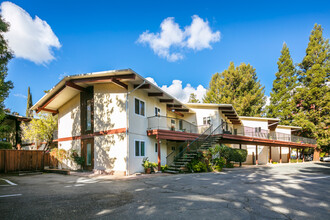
[2,0,330,116]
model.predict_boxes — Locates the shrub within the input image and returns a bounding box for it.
[225,163,234,168]
[161,165,168,172]
[187,158,209,173]
[50,148,68,161]
[70,149,85,166]
[212,157,226,171]
[0,142,12,149]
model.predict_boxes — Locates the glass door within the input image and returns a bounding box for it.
[81,138,94,170]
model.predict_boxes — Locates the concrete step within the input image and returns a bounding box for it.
[164,170,179,174]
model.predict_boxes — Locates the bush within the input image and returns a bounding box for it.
[187,158,209,173]
[161,165,168,172]
[225,163,234,168]
[0,142,12,149]
[50,148,68,161]
[212,157,226,171]
[70,149,85,166]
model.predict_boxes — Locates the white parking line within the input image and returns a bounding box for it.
[0,194,22,198]
[0,178,17,186]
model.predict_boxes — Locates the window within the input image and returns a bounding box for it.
[155,107,160,116]
[135,140,145,156]
[234,129,237,135]
[179,120,183,130]
[255,127,261,133]
[171,146,176,151]
[155,143,158,153]
[86,143,92,165]
[86,99,92,131]
[135,98,145,116]
[203,116,211,125]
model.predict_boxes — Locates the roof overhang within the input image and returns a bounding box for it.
[218,104,241,125]
[32,69,191,114]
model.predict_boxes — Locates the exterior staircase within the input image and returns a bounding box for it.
[165,124,223,174]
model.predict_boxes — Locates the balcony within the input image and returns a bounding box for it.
[147,116,210,141]
[217,124,317,147]
[147,116,209,134]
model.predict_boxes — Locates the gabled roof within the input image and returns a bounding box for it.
[31,69,191,114]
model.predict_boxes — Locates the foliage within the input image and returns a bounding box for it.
[187,158,209,172]
[212,157,226,171]
[26,87,33,117]
[142,157,154,170]
[70,149,85,166]
[272,162,278,164]
[266,43,297,124]
[188,93,200,103]
[293,24,330,152]
[211,144,247,165]
[203,62,266,116]
[0,16,14,133]
[320,152,326,157]
[50,148,68,162]
[21,113,58,151]
[224,163,234,168]
[161,165,168,172]
[0,141,12,149]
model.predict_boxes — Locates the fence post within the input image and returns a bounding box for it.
[42,151,45,171]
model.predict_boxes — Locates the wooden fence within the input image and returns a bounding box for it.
[0,150,58,173]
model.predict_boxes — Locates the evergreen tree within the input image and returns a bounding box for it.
[188,93,200,103]
[294,24,330,152]
[26,87,33,117]
[266,43,297,125]
[203,62,266,116]
[0,16,14,131]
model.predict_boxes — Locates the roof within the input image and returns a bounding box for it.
[186,103,241,125]
[32,68,191,114]
[277,125,302,130]
[239,116,280,130]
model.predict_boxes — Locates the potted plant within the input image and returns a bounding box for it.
[142,157,152,174]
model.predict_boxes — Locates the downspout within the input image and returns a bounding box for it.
[125,80,146,176]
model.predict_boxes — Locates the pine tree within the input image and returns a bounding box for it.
[26,87,33,117]
[188,93,200,103]
[266,43,297,125]
[0,16,13,131]
[203,62,266,116]
[294,24,330,152]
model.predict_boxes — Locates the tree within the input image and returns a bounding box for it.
[188,93,200,103]
[293,24,330,152]
[266,43,297,125]
[203,62,266,116]
[21,114,58,151]
[0,16,14,132]
[26,87,33,117]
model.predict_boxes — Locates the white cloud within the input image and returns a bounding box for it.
[146,77,206,103]
[13,93,27,99]
[137,15,220,62]
[0,1,61,64]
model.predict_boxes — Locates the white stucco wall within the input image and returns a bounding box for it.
[58,94,81,138]
[94,83,127,132]
[58,139,81,170]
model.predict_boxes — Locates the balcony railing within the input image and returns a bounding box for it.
[227,124,317,145]
[147,116,209,134]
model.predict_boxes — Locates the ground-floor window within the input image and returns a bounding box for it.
[135,140,145,156]
[155,143,158,153]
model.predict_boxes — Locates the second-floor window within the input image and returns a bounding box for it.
[155,107,160,116]
[135,98,145,116]
[86,99,92,131]
[255,127,261,133]
[203,116,211,125]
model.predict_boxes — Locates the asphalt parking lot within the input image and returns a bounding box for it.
[1,162,330,220]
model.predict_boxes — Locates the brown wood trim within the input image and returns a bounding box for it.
[147,129,200,141]
[134,84,150,89]
[72,74,135,84]
[159,99,174,103]
[37,85,66,111]
[174,109,189,112]
[54,128,127,142]
[65,81,87,92]
[148,92,163,97]
[37,107,59,114]
[111,79,128,89]
[218,106,233,110]
[167,104,182,108]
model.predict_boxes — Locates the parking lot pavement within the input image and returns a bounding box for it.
[1,162,330,220]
